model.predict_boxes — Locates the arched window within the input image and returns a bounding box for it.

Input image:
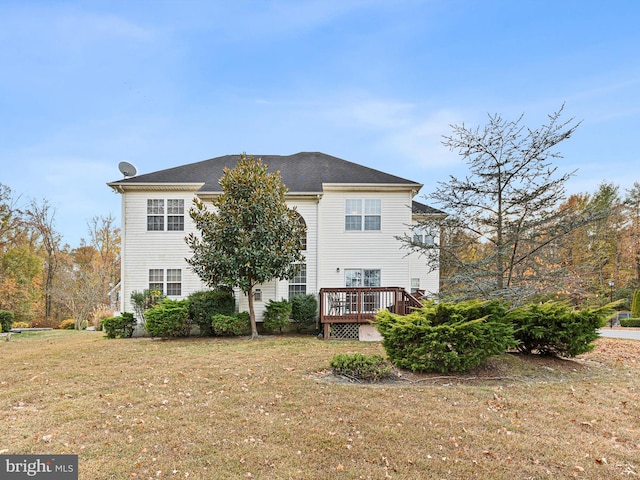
[293,211,307,251]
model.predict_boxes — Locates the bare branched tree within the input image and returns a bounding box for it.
[401,106,611,303]
[26,199,61,321]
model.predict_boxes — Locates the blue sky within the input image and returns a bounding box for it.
[1,0,639,246]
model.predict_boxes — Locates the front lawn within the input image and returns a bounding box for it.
[1,331,638,479]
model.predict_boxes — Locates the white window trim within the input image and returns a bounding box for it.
[288,263,307,299]
[147,199,185,232]
[345,199,381,232]
[148,268,182,297]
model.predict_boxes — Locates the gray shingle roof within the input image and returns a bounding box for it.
[108,152,422,193]
[412,200,446,216]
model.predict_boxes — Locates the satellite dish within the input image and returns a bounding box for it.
[118,161,138,178]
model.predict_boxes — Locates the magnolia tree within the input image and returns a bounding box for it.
[186,154,305,338]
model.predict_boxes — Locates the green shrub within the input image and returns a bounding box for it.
[211,312,250,336]
[0,310,14,333]
[145,299,191,338]
[376,300,515,373]
[102,312,137,339]
[290,294,318,332]
[59,319,76,330]
[131,289,165,328]
[187,288,236,336]
[330,353,392,382]
[263,299,292,333]
[632,290,640,318]
[620,318,640,327]
[506,301,608,357]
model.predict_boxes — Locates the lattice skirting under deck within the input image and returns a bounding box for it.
[329,323,361,340]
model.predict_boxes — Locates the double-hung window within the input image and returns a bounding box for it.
[412,226,434,246]
[345,268,381,287]
[147,199,184,231]
[345,199,381,231]
[148,268,182,296]
[288,263,307,299]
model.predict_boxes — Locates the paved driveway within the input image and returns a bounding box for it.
[599,328,640,340]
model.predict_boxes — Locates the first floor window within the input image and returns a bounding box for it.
[288,263,307,298]
[149,269,164,292]
[148,268,182,296]
[166,269,182,296]
[345,268,381,287]
[344,268,381,312]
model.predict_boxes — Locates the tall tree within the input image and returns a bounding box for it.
[555,184,624,305]
[405,106,609,303]
[623,182,640,288]
[25,199,61,322]
[53,215,121,328]
[187,154,305,338]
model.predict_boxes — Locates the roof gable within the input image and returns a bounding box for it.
[108,152,422,193]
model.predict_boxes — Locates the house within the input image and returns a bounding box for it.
[107,152,444,338]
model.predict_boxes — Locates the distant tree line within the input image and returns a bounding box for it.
[403,106,640,309]
[0,183,120,328]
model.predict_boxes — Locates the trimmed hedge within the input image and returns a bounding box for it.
[187,288,236,336]
[211,312,250,336]
[620,318,640,327]
[330,353,392,382]
[506,302,608,357]
[102,312,137,339]
[0,310,14,333]
[376,300,515,373]
[145,299,191,338]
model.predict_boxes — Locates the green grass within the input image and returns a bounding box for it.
[1,331,638,479]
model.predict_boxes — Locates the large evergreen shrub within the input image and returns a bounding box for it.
[506,301,608,356]
[145,299,191,338]
[0,310,14,333]
[376,300,514,373]
[263,299,292,333]
[290,294,318,332]
[187,288,236,336]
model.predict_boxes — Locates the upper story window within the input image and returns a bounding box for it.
[412,226,434,246]
[345,199,381,231]
[294,212,307,250]
[147,199,184,231]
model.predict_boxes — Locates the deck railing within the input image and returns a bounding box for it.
[319,287,423,339]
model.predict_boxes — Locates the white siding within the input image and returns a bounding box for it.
[120,191,207,314]
[317,189,423,291]
[117,185,439,324]
[409,232,440,297]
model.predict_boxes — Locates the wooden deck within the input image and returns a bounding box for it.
[319,287,423,339]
